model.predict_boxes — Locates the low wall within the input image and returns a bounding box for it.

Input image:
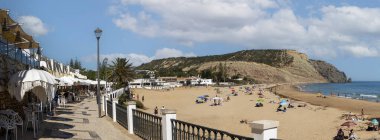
[0,55,29,92]
[0,55,29,115]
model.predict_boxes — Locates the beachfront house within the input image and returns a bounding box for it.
[180,76,214,86]
[158,76,182,88]
[129,78,170,89]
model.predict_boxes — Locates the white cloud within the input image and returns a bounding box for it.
[82,53,152,66]
[18,16,48,36]
[81,48,196,66]
[154,48,196,59]
[340,45,379,57]
[110,1,380,58]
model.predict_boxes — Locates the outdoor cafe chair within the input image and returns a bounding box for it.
[0,109,24,135]
[0,115,17,140]
[23,107,38,138]
[34,103,44,121]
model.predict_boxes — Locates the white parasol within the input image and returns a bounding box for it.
[8,69,57,102]
[58,76,75,86]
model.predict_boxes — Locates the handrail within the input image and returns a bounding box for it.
[0,38,39,68]
[116,103,128,129]
[106,100,112,117]
[171,119,253,140]
[0,37,75,74]
[133,109,162,140]
[107,88,123,99]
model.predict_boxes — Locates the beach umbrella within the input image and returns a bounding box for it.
[280,102,288,106]
[371,119,379,125]
[341,121,357,128]
[58,76,75,86]
[8,69,57,102]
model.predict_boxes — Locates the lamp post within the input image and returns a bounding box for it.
[102,58,108,95]
[95,27,102,118]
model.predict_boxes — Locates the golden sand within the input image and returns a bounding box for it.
[133,85,380,140]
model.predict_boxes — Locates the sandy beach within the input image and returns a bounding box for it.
[131,85,380,140]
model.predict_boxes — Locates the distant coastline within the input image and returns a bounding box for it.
[273,84,380,117]
[297,81,380,102]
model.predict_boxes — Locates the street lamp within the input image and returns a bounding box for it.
[102,58,108,95]
[95,27,102,118]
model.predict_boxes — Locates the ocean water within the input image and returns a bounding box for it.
[299,81,380,102]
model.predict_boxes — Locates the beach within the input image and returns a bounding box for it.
[131,85,380,140]
[132,85,380,140]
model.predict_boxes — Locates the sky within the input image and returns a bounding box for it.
[1,0,380,81]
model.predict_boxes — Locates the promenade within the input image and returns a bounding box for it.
[23,97,140,140]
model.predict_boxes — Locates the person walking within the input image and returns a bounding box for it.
[154,106,158,115]
[142,96,145,102]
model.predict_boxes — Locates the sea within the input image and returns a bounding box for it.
[298,81,380,102]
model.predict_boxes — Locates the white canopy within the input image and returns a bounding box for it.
[77,79,91,85]
[8,69,57,102]
[100,80,107,85]
[75,79,107,86]
[58,76,75,86]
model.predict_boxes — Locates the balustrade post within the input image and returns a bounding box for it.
[127,101,136,134]
[162,109,176,140]
[112,100,118,122]
[101,95,105,111]
[104,96,108,116]
[249,120,279,140]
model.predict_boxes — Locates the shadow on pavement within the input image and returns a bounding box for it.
[39,122,76,139]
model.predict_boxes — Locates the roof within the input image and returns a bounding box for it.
[0,9,40,49]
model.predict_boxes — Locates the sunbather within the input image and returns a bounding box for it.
[348,129,357,140]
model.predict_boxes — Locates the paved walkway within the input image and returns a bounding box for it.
[5,97,141,140]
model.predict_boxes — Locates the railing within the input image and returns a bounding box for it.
[107,100,112,117]
[133,109,162,140]
[107,88,124,99]
[116,103,128,129]
[0,38,39,68]
[171,119,253,140]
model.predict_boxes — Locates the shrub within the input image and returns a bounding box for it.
[118,92,128,104]
[133,100,145,109]
[118,93,145,109]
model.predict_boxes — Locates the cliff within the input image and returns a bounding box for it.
[137,49,349,84]
[309,60,348,83]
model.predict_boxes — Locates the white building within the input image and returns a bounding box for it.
[200,79,213,86]
[188,76,214,86]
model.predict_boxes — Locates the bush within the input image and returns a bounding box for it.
[118,93,145,109]
[118,92,128,104]
[121,100,145,109]
[134,100,145,109]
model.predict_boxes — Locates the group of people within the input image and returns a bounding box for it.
[335,129,357,140]
[134,94,145,102]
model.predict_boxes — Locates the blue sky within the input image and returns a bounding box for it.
[2,0,380,81]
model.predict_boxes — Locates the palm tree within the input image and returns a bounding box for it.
[108,58,136,100]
